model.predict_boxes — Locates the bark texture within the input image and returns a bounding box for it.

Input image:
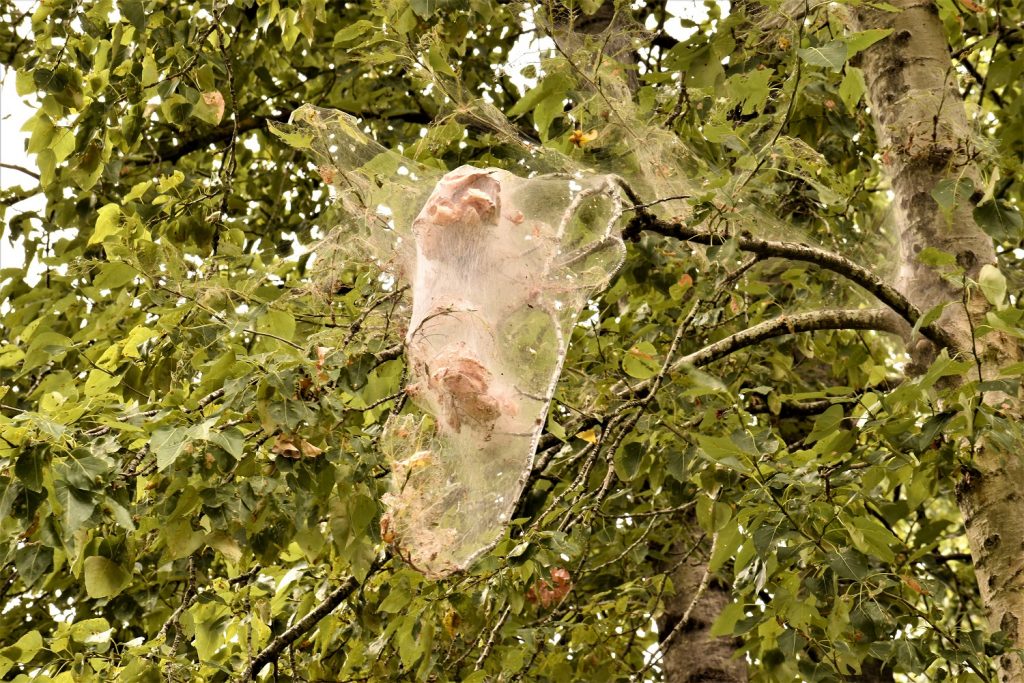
[851,2,1024,680]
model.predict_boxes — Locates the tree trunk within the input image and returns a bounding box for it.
[851,3,1024,680]
[658,538,748,683]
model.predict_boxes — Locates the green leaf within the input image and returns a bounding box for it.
[121,0,146,31]
[613,441,644,481]
[838,66,866,111]
[974,200,1023,241]
[54,480,95,533]
[268,121,314,149]
[709,601,746,636]
[123,325,159,358]
[158,170,185,193]
[843,517,899,562]
[798,41,847,72]
[69,618,112,644]
[191,602,231,661]
[508,73,573,118]
[931,177,974,216]
[978,264,1007,308]
[828,549,871,580]
[697,434,754,473]
[533,90,565,140]
[684,43,725,88]
[83,556,131,599]
[427,46,456,77]
[334,21,376,46]
[845,29,893,57]
[123,180,152,202]
[211,428,245,459]
[152,426,188,471]
[709,519,743,572]
[164,518,203,559]
[0,345,25,369]
[256,309,296,343]
[806,404,844,444]
[409,0,437,19]
[727,68,773,116]
[94,261,137,290]
[89,204,122,245]
[622,341,660,380]
[917,247,957,267]
[379,585,411,613]
[910,302,949,341]
[160,95,193,125]
[0,630,43,670]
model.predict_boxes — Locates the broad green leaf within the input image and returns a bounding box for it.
[613,441,644,481]
[89,204,122,245]
[799,41,847,72]
[727,69,773,115]
[0,629,43,671]
[806,404,844,443]
[931,177,974,216]
[268,121,314,149]
[94,261,137,290]
[974,200,1023,241]
[622,341,660,379]
[69,618,112,644]
[83,556,131,599]
[427,46,456,77]
[0,345,25,369]
[152,426,188,471]
[978,264,1007,308]
[122,325,159,358]
[838,66,866,111]
[709,601,746,636]
[845,29,894,57]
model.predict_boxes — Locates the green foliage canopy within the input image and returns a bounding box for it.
[1,0,1023,681]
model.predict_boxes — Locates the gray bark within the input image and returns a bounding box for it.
[851,2,1024,680]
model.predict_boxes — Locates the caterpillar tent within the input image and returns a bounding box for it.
[288,105,626,577]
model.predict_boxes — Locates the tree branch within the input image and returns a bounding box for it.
[679,308,905,369]
[242,556,386,680]
[136,115,280,167]
[0,162,40,181]
[623,211,960,352]
[620,308,906,395]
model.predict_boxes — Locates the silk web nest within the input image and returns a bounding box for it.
[288,104,627,577]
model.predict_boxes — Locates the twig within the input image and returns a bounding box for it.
[242,555,386,680]
[158,555,198,645]
[631,532,719,681]
[0,162,40,180]
[474,604,512,670]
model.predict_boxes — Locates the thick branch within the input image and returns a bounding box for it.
[676,308,904,370]
[624,211,960,352]
[613,308,901,407]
